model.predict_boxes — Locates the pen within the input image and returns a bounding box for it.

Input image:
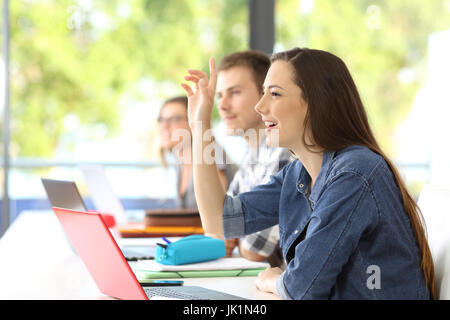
[162,237,172,244]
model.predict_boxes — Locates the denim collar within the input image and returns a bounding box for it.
[296,150,336,207]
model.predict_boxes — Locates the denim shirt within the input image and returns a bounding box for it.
[222,146,430,300]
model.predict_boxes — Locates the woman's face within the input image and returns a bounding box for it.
[158,102,191,150]
[255,60,308,152]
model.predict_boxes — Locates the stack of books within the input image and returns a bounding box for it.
[118,208,203,237]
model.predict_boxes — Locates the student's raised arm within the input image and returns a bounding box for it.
[181,58,226,238]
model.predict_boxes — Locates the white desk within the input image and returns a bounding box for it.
[0,211,278,300]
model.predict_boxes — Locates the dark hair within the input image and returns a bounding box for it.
[161,96,188,110]
[218,50,270,94]
[271,47,436,299]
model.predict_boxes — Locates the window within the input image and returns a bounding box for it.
[2,0,249,227]
[275,0,450,197]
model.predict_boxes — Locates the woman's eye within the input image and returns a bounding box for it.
[271,91,281,97]
[231,91,240,95]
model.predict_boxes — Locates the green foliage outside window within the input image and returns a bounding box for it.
[5,0,450,164]
[276,0,450,156]
[7,0,247,158]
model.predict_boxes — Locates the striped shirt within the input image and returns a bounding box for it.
[227,137,293,267]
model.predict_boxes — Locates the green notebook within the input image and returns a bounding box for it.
[132,257,269,280]
[135,268,266,280]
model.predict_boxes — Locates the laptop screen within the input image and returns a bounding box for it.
[52,207,148,300]
[41,178,88,212]
[80,165,128,225]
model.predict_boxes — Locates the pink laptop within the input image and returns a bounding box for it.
[52,207,245,300]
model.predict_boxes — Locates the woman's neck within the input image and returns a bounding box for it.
[244,123,266,151]
[293,147,323,190]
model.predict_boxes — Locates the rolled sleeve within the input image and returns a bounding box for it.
[276,272,293,300]
[222,195,245,239]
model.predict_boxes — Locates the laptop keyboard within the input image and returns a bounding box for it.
[144,287,206,300]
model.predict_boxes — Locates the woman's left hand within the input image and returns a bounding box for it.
[255,267,282,296]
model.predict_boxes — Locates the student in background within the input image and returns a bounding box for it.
[157,96,236,209]
[213,50,292,267]
[181,48,434,299]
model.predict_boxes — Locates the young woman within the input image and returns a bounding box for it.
[181,48,435,299]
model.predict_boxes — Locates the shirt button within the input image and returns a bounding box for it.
[299,184,304,188]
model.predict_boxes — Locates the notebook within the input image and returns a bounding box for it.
[134,257,269,279]
[117,223,204,238]
[52,207,246,300]
[144,208,202,227]
[41,178,155,261]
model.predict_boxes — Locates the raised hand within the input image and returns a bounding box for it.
[180,58,217,131]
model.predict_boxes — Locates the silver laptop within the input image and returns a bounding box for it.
[41,178,155,261]
[79,165,129,226]
[41,178,88,212]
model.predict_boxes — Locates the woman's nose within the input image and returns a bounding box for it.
[254,95,266,115]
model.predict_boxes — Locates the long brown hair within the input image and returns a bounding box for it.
[271,47,436,299]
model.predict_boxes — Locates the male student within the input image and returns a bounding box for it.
[215,50,292,267]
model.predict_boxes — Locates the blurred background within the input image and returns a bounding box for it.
[1,0,450,234]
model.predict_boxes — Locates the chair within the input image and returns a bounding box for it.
[418,184,450,299]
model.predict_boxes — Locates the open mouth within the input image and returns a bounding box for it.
[264,121,278,128]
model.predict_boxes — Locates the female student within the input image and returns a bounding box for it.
[181,48,434,299]
[157,96,236,209]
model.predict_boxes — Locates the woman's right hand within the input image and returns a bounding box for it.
[180,58,217,131]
